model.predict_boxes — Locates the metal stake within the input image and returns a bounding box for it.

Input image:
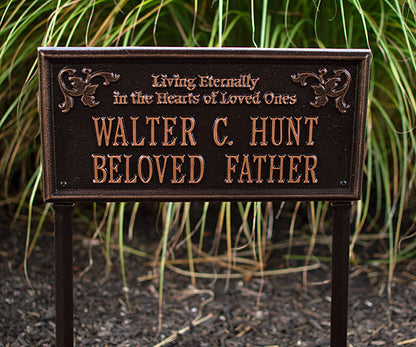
[53,203,75,347]
[330,201,352,347]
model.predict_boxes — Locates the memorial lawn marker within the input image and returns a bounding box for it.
[38,47,370,346]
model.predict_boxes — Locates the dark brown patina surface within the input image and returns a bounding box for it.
[38,48,370,202]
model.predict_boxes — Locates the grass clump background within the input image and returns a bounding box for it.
[1,0,416,295]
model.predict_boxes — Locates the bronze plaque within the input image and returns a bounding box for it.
[38,48,370,202]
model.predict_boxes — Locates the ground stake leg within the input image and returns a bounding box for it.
[53,203,75,347]
[330,201,352,347]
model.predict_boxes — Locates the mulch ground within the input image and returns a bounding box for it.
[1,225,416,347]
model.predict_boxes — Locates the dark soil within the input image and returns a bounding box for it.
[1,225,416,347]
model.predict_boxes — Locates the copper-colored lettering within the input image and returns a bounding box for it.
[146,116,160,146]
[238,154,253,183]
[267,155,285,183]
[156,92,167,104]
[181,117,196,146]
[138,155,153,183]
[130,116,145,146]
[288,155,302,183]
[286,117,302,146]
[250,117,267,146]
[271,117,284,146]
[263,92,296,105]
[198,75,209,87]
[282,95,290,104]
[171,155,185,184]
[203,91,219,104]
[123,155,137,183]
[304,117,319,146]
[213,117,230,146]
[108,155,122,183]
[303,155,318,183]
[253,155,267,183]
[188,155,205,184]
[156,92,199,105]
[162,116,177,146]
[154,155,169,183]
[153,74,196,91]
[198,74,259,90]
[220,91,261,105]
[93,116,114,146]
[130,91,153,104]
[113,91,128,104]
[92,154,107,183]
[263,92,276,104]
[113,117,128,146]
[225,155,239,183]
[152,74,163,88]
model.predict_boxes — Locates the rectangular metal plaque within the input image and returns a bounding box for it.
[38,47,370,202]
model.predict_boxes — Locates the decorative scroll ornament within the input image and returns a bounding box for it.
[58,67,120,113]
[291,68,351,114]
